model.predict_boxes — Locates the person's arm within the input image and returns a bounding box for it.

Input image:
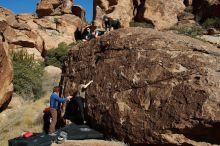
[52,93,72,103]
[81,80,93,89]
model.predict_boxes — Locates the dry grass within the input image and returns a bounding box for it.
[0,93,50,146]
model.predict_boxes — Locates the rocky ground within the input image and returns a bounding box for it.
[51,140,127,146]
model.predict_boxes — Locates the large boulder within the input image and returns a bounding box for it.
[134,0,185,29]
[42,66,62,94]
[93,0,185,29]
[61,28,220,145]
[0,35,13,111]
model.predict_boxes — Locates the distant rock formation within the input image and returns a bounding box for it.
[61,27,220,145]
[93,0,185,30]
[0,0,85,60]
[36,0,73,17]
[0,0,86,110]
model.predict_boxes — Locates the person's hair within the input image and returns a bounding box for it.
[53,86,60,93]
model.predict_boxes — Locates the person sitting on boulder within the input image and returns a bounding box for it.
[82,27,94,41]
[103,15,121,31]
[49,86,72,135]
[73,80,93,124]
[93,27,106,38]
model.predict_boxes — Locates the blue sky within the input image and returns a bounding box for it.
[0,0,93,22]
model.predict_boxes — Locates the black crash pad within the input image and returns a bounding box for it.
[8,124,104,146]
[8,133,52,146]
[58,124,104,140]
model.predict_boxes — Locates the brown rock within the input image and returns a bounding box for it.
[11,21,31,30]
[72,5,86,21]
[61,28,220,145]
[0,16,8,33]
[42,66,62,94]
[0,7,15,18]
[4,28,36,48]
[61,0,73,14]
[93,6,105,28]
[33,18,57,30]
[36,0,59,17]
[16,13,36,21]
[0,7,16,26]
[136,0,185,29]
[36,0,73,17]
[0,35,13,111]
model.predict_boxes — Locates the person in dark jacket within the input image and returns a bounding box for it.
[49,86,72,135]
[103,15,121,31]
[82,27,94,41]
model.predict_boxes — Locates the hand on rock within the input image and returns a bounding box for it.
[67,96,73,101]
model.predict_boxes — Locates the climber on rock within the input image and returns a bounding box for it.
[82,27,94,41]
[103,15,121,31]
[49,86,72,135]
[73,80,93,124]
[93,27,106,38]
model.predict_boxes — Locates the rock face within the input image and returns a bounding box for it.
[0,31,13,111]
[93,0,185,29]
[0,3,85,60]
[61,28,220,145]
[193,0,220,21]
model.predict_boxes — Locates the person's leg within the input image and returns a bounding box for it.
[75,97,85,123]
[49,108,57,133]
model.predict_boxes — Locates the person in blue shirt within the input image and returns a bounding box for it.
[49,86,72,135]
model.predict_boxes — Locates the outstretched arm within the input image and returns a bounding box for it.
[52,94,72,103]
[82,80,93,89]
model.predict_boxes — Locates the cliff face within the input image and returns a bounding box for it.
[0,0,85,60]
[93,0,185,29]
[61,28,220,145]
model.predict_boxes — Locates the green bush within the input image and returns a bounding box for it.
[12,50,44,100]
[172,25,204,37]
[130,20,154,28]
[44,42,79,68]
[184,6,193,13]
[202,17,220,29]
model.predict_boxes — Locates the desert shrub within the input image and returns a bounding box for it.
[130,20,154,28]
[202,17,220,29]
[172,25,204,37]
[12,50,44,100]
[184,6,193,13]
[44,42,80,68]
